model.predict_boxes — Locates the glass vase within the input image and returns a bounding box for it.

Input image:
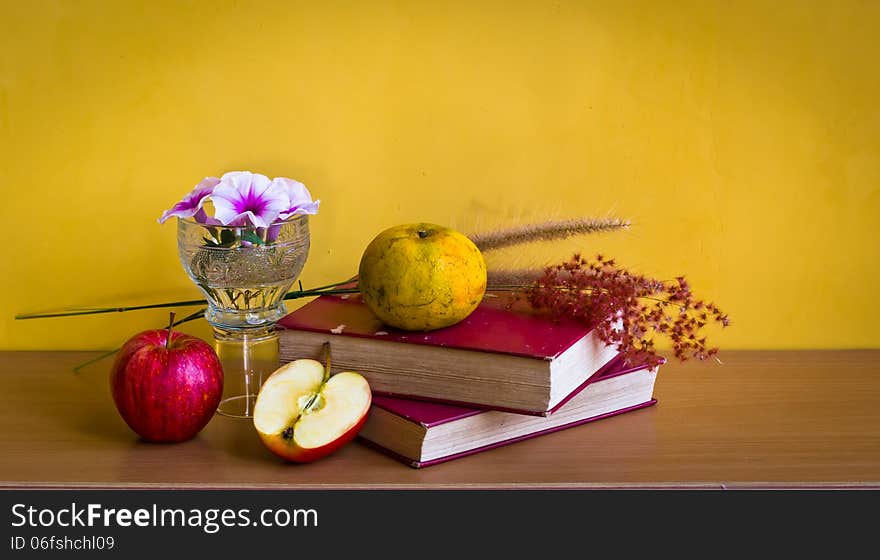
[177,215,310,418]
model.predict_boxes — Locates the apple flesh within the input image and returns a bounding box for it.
[110,329,223,443]
[253,359,371,463]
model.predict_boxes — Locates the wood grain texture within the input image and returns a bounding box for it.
[1,350,878,489]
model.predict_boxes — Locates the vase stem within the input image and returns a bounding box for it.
[213,326,279,419]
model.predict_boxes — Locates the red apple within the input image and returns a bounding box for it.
[253,357,371,463]
[110,317,223,443]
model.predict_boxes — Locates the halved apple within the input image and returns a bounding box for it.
[253,358,372,463]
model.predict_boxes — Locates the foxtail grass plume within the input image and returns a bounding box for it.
[468,217,630,252]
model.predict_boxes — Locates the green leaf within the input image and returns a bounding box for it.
[240,231,265,245]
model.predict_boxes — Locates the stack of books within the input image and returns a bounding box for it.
[277,292,660,468]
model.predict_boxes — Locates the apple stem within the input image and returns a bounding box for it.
[166,312,176,349]
[321,341,332,383]
[300,342,333,414]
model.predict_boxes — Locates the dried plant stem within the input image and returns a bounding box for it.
[486,269,545,288]
[469,217,630,252]
[488,283,683,309]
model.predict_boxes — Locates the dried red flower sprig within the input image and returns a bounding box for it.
[524,254,729,368]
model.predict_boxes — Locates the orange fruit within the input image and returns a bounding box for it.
[358,223,487,331]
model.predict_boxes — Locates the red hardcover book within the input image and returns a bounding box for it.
[277,292,620,415]
[358,355,660,468]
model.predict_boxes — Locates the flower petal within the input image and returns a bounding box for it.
[157,177,219,224]
[212,171,288,227]
[272,177,310,204]
[280,199,321,219]
[272,177,320,219]
[194,176,222,192]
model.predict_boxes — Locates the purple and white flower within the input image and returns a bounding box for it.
[210,171,290,228]
[158,171,319,230]
[272,177,321,220]
[157,177,219,224]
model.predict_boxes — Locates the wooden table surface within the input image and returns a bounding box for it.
[1,350,878,489]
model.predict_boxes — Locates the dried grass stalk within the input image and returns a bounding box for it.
[469,217,630,252]
[487,269,544,288]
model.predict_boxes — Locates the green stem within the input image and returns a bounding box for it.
[16,285,359,321]
[15,299,207,320]
[72,348,123,374]
[288,278,357,294]
[72,308,206,373]
[282,287,360,301]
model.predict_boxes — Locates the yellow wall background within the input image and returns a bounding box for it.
[1,0,878,351]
